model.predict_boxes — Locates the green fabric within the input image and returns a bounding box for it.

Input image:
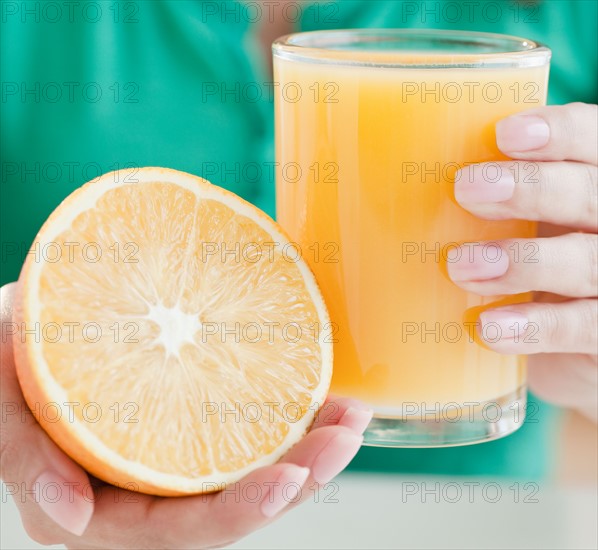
[1,1,274,285]
[299,0,598,105]
[2,0,594,479]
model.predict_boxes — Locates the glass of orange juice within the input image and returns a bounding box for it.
[273,29,550,447]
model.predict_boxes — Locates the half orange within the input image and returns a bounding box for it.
[13,167,332,496]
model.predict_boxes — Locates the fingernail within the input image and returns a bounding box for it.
[261,465,310,518]
[496,115,550,153]
[338,407,373,434]
[312,432,363,485]
[447,243,509,282]
[34,471,93,536]
[455,167,515,203]
[479,310,529,341]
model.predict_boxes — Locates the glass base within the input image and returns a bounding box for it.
[363,386,526,448]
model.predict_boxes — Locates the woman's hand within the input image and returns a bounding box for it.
[449,102,598,422]
[0,282,372,549]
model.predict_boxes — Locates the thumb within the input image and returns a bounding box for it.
[1,282,94,539]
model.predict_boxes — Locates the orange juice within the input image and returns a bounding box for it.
[273,30,550,445]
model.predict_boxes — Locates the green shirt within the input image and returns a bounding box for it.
[1,1,273,286]
[2,0,595,479]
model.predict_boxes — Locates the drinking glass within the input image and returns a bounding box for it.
[273,29,550,447]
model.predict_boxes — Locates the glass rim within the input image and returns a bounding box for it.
[272,29,551,69]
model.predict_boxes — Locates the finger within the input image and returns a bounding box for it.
[528,353,598,421]
[76,421,363,548]
[1,283,94,542]
[55,483,159,549]
[496,103,598,165]
[145,401,368,547]
[454,161,598,232]
[76,407,366,548]
[476,299,597,355]
[139,463,310,549]
[447,234,598,298]
[281,424,362,486]
[70,458,318,549]
[271,424,363,521]
[312,395,373,433]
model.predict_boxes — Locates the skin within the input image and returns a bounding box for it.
[0,98,595,548]
[449,103,598,423]
[1,281,372,549]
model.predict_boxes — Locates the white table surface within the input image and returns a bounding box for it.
[2,473,596,549]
